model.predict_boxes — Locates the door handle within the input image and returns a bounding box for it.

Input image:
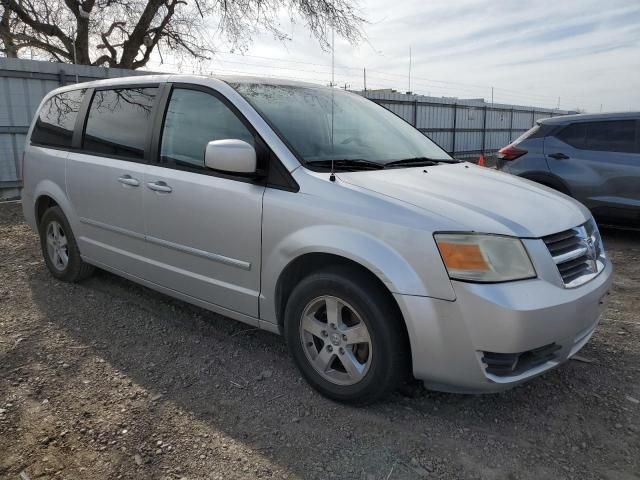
[146,181,172,193]
[549,152,570,160]
[118,175,140,187]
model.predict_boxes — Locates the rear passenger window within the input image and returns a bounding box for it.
[557,120,637,153]
[585,121,636,153]
[556,123,586,149]
[83,87,157,160]
[31,89,85,148]
[160,88,254,169]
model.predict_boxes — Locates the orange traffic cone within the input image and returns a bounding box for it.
[478,154,485,167]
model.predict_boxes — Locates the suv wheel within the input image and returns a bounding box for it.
[39,206,94,282]
[284,267,408,404]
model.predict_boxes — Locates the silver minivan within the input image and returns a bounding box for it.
[22,75,612,404]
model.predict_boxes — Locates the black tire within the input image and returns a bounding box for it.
[284,266,409,405]
[39,206,94,282]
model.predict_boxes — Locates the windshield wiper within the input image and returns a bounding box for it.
[383,157,460,168]
[305,159,384,171]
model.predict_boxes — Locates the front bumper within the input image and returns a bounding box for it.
[395,258,613,393]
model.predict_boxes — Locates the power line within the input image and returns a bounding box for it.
[143,55,600,111]
[210,50,597,105]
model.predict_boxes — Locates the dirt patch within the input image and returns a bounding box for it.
[1,202,638,480]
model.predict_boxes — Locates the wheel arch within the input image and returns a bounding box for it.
[32,180,77,230]
[273,251,413,372]
[35,195,60,226]
[274,252,398,328]
[261,224,439,324]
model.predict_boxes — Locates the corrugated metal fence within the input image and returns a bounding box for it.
[1,58,574,198]
[360,91,573,158]
[0,58,149,198]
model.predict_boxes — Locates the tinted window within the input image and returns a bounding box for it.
[585,120,636,153]
[83,87,157,160]
[556,123,586,149]
[31,90,85,148]
[160,88,254,169]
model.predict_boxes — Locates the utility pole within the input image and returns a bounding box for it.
[363,68,367,92]
[557,96,561,110]
[491,87,494,106]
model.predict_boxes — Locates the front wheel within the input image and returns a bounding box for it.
[284,267,409,404]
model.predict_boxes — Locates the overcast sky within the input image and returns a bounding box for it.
[150,0,640,112]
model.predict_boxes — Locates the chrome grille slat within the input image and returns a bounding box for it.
[542,219,605,288]
[543,229,576,245]
[560,263,590,280]
[552,246,588,264]
[557,255,589,272]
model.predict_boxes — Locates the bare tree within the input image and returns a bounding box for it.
[0,6,19,57]
[0,0,363,69]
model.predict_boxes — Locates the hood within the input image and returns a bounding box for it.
[337,163,590,238]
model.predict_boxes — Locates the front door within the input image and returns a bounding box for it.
[142,86,265,317]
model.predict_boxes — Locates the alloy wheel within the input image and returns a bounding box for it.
[299,295,373,386]
[46,220,69,271]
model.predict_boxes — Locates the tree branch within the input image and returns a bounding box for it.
[1,0,74,53]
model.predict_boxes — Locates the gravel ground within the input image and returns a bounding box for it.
[1,201,639,480]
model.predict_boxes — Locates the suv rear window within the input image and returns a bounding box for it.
[82,87,157,160]
[31,89,86,148]
[556,120,637,153]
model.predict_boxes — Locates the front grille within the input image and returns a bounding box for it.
[482,343,561,377]
[543,219,605,288]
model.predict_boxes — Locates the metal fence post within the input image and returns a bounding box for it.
[481,106,488,155]
[509,108,514,142]
[413,100,418,127]
[531,109,535,127]
[451,104,457,156]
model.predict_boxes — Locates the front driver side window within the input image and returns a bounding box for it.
[160,88,254,169]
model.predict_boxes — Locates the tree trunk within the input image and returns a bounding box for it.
[74,17,91,64]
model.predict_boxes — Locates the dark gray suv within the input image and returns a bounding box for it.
[496,112,640,227]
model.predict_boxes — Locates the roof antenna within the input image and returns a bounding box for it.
[329,0,336,182]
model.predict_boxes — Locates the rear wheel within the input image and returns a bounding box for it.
[284,267,408,404]
[39,206,94,282]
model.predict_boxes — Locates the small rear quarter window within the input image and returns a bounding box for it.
[31,89,86,148]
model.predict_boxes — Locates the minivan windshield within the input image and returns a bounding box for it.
[230,83,453,168]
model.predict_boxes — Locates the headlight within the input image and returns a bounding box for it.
[434,233,536,282]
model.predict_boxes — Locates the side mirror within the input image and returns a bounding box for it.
[204,139,257,174]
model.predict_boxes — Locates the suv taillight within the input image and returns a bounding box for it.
[497,144,527,161]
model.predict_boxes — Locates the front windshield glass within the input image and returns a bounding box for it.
[230,83,452,166]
